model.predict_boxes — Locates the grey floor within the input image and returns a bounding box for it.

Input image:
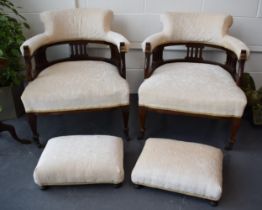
[0,95,262,210]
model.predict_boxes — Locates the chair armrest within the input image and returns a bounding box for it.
[142,32,167,52]
[20,34,50,56]
[222,35,249,86]
[223,35,250,60]
[21,31,129,55]
[106,31,130,52]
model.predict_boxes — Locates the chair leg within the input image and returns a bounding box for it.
[225,118,241,150]
[27,113,42,148]
[138,107,146,140]
[122,108,129,141]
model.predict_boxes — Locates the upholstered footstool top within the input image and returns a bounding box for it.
[34,135,124,187]
[131,138,223,201]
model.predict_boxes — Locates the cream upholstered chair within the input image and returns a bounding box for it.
[138,12,249,150]
[21,8,130,147]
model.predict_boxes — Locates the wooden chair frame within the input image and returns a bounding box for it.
[23,40,129,147]
[139,42,247,150]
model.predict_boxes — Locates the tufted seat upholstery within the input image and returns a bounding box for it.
[139,62,246,117]
[22,61,129,113]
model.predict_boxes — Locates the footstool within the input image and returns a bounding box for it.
[34,135,124,188]
[131,138,223,204]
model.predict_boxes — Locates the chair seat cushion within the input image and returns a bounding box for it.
[21,61,129,113]
[34,135,124,186]
[139,62,247,117]
[131,138,223,201]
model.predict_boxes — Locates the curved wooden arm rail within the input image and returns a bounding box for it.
[23,40,127,82]
[22,40,129,147]
[144,42,247,84]
[140,42,247,150]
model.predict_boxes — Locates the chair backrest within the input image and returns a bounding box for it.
[41,8,113,42]
[22,9,129,81]
[161,12,233,45]
[143,12,246,80]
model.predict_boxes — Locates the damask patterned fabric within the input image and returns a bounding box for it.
[34,135,124,186]
[139,62,247,117]
[21,61,129,112]
[131,138,223,201]
[142,12,249,59]
[21,8,129,55]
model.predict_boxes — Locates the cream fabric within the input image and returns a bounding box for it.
[131,138,223,201]
[162,12,233,43]
[139,62,247,117]
[34,135,124,186]
[21,61,129,113]
[142,12,249,59]
[21,8,129,55]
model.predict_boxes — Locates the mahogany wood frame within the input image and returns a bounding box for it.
[139,42,247,150]
[23,40,129,147]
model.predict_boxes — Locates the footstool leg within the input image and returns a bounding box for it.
[114,183,123,188]
[225,118,241,151]
[134,184,143,189]
[39,186,48,190]
[122,108,130,141]
[138,107,146,140]
[209,200,218,206]
[28,113,42,148]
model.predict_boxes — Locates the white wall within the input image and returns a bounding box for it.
[13,0,262,92]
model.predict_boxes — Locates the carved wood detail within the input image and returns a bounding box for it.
[185,43,204,62]
[23,40,126,81]
[144,42,245,83]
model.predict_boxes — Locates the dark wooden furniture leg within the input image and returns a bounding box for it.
[0,122,31,144]
[39,186,48,190]
[134,184,143,189]
[225,118,241,150]
[122,108,129,140]
[27,113,42,147]
[209,200,218,206]
[138,107,146,140]
[114,183,123,188]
